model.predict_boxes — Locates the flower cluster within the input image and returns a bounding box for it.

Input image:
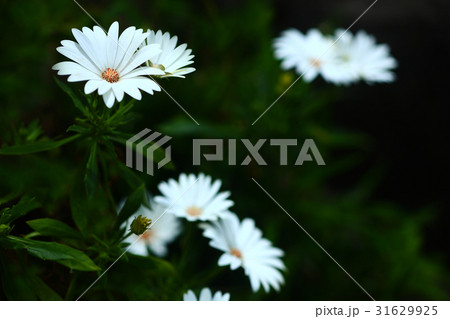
[121,173,286,300]
[53,21,195,108]
[274,28,397,85]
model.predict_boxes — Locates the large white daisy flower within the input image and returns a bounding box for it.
[274,29,340,82]
[200,213,285,293]
[122,201,182,257]
[183,288,230,301]
[53,21,165,108]
[154,173,233,222]
[332,29,398,84]
[143,30,195,78]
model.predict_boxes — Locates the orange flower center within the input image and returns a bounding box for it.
[102,68,120,83]
[186,206,202,216]
[140,230,153,240]
[231,248,242,258]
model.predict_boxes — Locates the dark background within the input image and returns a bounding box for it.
[273,0,450,258]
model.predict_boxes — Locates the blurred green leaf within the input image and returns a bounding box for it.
[84,142,99,198]
[108,132,174,169]
[117,183,148,226]
[27,218,83,240]
[54,77,88,116]
[6,236,100,272]
[0,195,40,225]
[69,179,90,235]
[24,268,63,301]
[0,134,80,155]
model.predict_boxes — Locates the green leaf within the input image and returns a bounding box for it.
[84,142,99,198]
[27,218,83,240]
[0,134,81,155]
[54,77,88,116]
[117,183,148,226]
[106,99,135,126]
[0,195,40,225]
[70,179,89,235]
[66,124,89,134]
[24,269,63,301]
[6,236,100,272]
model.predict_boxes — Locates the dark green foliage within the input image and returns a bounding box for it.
[0,0,448,301]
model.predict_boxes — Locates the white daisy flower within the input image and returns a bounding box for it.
[274,28,340,82]
[122,201,182,257]
[53,21,165,108]
[331,29,398,84]
[183,288,230,301]
[154,173,233,222]
[200,213,285,293]
[274,28,397,85]
[143,30,195,78]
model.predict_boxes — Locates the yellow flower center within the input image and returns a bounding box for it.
[102,68,120,83]
[186,206,202,216]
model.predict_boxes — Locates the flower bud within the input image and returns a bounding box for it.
[130,215,152,235]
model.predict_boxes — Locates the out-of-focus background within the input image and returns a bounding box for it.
[0,0,449,300]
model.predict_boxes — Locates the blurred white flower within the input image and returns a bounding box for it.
[273,28,397,85]
[155,173,233,222]
[143,30,195,78]
[53,21,165,108]
[122,201,182,257]
[200,213,285,293]
[183,288,230,301]
[274,29,339,82]
[331,29,398,84]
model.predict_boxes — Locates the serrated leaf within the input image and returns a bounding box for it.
[6,236,100,272]
[27,218,83,240]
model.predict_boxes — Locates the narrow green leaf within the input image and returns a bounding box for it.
[6,236,101,272]
[69,179,89,235]
[54,77,88,116]
[66,124,89,134]
[84,142,99,198]
[0,134,81,155]
[27,218,83,240]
